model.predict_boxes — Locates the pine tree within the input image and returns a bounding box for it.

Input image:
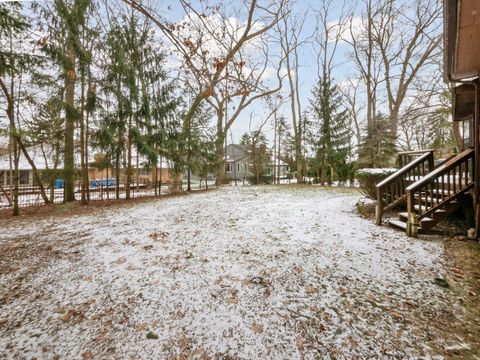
[358,113,397,168]
[50,0,92,202]
[98,9,176,198]
[241,131,270,184]
[310,78,351,184]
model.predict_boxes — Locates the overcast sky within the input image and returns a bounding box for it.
[157,0,355,144]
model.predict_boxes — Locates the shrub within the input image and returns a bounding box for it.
[356,168,397,199]
[248,174,272,185]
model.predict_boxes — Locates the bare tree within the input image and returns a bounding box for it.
[345,0,383,129]
[122,0,287,186]
[278,8,308,183]
[371,0,442,139]
[340,78,364,146]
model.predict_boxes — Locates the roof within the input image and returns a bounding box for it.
[444,0,480,80]
[225,144,250,162]
[0,143,62,171]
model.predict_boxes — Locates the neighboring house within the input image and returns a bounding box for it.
[225,144,251,181]
[0,143,174,189]
[225,143,290,181]
[267,159,290,178]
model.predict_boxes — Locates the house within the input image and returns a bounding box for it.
[225,144,251,181]
[225,143,290,182]
[375,0,480,237]
[0,143,174,189]
[268,159,290,179]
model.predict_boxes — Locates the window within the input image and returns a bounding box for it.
[237,163,241,172]
[19,170,29,185]
[461,117,473,149]
[226,163,233,173]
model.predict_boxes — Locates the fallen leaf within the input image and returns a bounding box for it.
[136,322,148,332]
[151,320,158,328]
[252,323,263,334]
[81,351,93,359]
[178,336,192,350]
[174,310,185,319]
[295,336,304,348]
[115,257,127,265]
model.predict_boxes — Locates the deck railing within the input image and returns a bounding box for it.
[405,148,474,236]
[376,150,434,225]
[397,149,435,168]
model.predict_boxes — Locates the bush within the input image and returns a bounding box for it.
[248,174,272,185]
[356,168,397,199]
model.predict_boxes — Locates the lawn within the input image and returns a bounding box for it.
[0,186,479,359]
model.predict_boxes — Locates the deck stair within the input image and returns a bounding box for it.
[376,148,474,236]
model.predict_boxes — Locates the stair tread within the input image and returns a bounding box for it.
[389,219,407,230]
[398,212,434,222]
[413,204,456,212]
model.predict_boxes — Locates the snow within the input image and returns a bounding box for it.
[356,168,398,176]
[0,186,475,358]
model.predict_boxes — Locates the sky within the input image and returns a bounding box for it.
[157,0,355,145]
[1,0,355,149]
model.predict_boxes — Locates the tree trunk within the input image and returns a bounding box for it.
[80,69,87,204]
[126,116,132,199]
[64,44,76,202]
[12,137,19,216]
[215,128,225,186]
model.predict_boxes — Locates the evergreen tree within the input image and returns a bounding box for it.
[241,131,270,184]
[48,0,92,202]
[98,8,175,198]
[358,113,397,168]
[310,78,351,184]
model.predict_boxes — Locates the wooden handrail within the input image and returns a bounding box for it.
[406,148,474,236]
[376,150,434,225]
[378,151,434,188]
[397,149,435,156]
[405,148,474,193]
[398,149,434,167]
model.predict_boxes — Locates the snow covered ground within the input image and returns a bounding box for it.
[0,186,478,359]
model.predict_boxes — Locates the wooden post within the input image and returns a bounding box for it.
[376,186,383,225]
[406,190,418,237]
[474,80,480,238]
[428,151,434,172]
[406,211,418,238]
